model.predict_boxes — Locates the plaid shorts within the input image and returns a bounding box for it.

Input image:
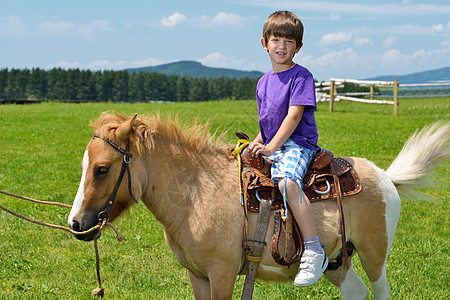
[269,139,317,188]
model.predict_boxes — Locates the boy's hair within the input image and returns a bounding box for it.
[263,11,304,47]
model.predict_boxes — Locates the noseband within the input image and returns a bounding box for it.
[93,134,138,222]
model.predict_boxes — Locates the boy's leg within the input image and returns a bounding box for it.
[279,178,317,238]
[278,178,328,286]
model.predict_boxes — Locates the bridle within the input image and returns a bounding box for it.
[93,134,138,222]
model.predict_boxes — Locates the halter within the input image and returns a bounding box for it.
[93,133,138,222]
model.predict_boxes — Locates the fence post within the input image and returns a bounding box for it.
[329,80,335,112]
[370,85,374,100]
[393,78,398,116]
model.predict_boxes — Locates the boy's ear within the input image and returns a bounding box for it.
[295,42,303,53]
[261,38,268,51]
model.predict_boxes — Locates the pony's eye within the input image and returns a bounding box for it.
[96,166,109,175]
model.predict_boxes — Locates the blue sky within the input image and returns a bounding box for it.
[1,0,449,81]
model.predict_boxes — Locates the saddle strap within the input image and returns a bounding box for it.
[331,163,349,267]
[271,210,303,265]
[241,198,271,300]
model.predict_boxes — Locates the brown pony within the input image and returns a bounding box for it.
[68,112,449,300]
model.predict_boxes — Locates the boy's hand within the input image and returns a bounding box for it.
[249,142,275,157]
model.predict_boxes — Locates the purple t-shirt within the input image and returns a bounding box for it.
[256,64,319,150]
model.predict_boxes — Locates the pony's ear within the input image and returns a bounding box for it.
[115,113,137,141]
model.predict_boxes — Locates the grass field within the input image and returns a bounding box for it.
[0,98,449,299]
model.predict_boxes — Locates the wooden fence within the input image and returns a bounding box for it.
[316,79,450,116]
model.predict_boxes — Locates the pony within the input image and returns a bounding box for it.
[68,112,449,300]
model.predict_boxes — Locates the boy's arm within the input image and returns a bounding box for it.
[248,131,263,152]
[253,132,263,143]
[251,105,304,156]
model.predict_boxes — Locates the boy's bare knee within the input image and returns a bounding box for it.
[278,178,300,193]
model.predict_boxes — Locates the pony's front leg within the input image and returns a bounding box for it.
[207,268,236,300]
[188,270,211,300]
[189,271,235,300]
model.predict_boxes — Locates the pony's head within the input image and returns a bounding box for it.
[68,112,139,241]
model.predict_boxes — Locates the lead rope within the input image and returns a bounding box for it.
[92,239,104,299]
[0,189,123,299]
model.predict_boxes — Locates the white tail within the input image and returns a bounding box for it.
[386,122,450,200]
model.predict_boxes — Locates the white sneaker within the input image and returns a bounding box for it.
[294,249,328,287]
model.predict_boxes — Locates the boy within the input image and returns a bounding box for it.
[248,10,328,286]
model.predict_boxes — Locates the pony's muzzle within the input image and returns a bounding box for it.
[69,217,101,241]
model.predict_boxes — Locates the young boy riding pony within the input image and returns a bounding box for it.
[249,10,328,286]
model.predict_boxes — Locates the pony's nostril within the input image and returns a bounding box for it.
[71,219,81,232]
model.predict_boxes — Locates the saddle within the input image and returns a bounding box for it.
[234,131,361,267]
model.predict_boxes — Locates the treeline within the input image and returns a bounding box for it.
[0,68,258,102]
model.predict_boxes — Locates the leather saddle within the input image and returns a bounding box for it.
[235,131,361,266]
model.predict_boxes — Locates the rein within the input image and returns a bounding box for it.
[93,134,138,222]
[0,190,123,299]
[0,132,137,299]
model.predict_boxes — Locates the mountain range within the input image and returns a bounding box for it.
[364,66,450,84]
[125,60,264,79]
[125,60,450,84]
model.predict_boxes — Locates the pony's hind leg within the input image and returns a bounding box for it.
[370,266,391,300]
[359,166,400,300]
[325,262,369,300]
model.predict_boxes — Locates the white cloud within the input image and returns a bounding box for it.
[197,12,244,28]
[244,1,450,15]
[301,48,362,69]
[442,40,450,47]
[160,12,243,29]
[0,16,27,36]
[329,13,341,21]
[51,57,167,71]
[382,47,450,68]
[382,36,399,48]
[198,52,228,66]
[86,60,129,70]
[382,49,407,66]
[198,51,244,69]
[76,20,112,38]
[0,16,112,39]
[87,58,167,70]
[319,32,352,46]
[161,12,187,28]
[37,21,74,36]
[431,24,445,33]
[354,37,373,47]
[212,12,243,25]
[128,58,166,68]
[52,61,81,69]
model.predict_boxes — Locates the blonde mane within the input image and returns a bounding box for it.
[91,111,232,156]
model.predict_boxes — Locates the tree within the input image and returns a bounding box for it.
[235,77,257,100]
[165,75,178,102]
[96,70,115,101]
[189,77,209,101]
[112,71,129,102]
[0,68,8,99]
[77,70,96,101]
[27,68,47,99]
[66,69,80,100]
[47,68,68,100]
[5,69,29,99]
[176,76,191,102]
[128,73,146,102]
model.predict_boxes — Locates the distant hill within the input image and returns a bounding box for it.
[125,60,264,79]
[364,67,450,84]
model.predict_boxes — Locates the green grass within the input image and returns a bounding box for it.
[0,98,449,299]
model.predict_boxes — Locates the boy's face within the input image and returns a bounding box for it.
[261,35,303,72]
